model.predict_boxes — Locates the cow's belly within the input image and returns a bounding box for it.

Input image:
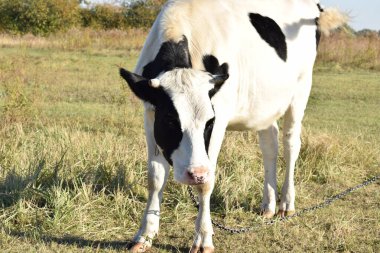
[227,94,293,131]
[225,65,302,131]
[224,35,315,131]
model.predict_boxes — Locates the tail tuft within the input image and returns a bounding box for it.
[318,8,349,36]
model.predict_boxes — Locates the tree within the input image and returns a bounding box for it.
[0,0,80,35]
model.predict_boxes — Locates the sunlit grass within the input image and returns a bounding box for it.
[0,31,379,252]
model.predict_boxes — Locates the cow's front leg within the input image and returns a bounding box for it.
[258,123,279,218]
[190,179,215,253]
[130,109,170,253]
[129,155,170,252]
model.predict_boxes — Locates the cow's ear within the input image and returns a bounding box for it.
[120,68,160,105]
[208,63,229,98]
[203,55,229,98]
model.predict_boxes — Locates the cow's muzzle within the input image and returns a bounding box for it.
[187,166,209,185]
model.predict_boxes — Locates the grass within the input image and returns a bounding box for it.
[0,31,379,252]
[317,33,380,71]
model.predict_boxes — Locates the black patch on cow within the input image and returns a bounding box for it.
[120,68,161,106]
[138,36,194,164]
[202,55,230,98]
[204,117,215,154]
[249,13,287,62]
[142,36,192,79]
[119,69,182,165]
[315,18,321,49]
[203,55,222,75]
[154,99,183,165]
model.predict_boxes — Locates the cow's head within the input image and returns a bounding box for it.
[120,56,228,185]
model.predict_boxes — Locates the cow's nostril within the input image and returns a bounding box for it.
[188,166,209,184]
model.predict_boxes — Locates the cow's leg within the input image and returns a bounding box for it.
[190,181,215,253]
[130,110,170,253]
[190,119,228,253]
[258,123,279,218]
[279,72,312,217]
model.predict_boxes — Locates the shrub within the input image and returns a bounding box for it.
[81,4,127,30]
[124,0,163,28]
[0,0,80,35]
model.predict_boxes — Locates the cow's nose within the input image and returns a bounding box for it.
[188,166,209,184]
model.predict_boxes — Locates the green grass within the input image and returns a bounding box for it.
[0,38,379,253]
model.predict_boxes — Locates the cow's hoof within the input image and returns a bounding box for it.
[262,210,275,219]
[200,247,215,253]
[189,245,215,253]
[129,242,150,253]
[277,209,296,218]
[189,245,200,253]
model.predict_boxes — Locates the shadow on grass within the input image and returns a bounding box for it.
[6,229,188,252]
[0,152,145,209]
[0,159,47,208]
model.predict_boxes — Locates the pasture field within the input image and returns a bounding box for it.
[0,31,379,252]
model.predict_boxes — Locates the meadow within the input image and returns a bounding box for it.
[0,29,379,252]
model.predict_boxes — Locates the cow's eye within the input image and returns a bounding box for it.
[205,117,215,130]
[204,117,215,153]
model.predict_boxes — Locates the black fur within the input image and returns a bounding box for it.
[202,55,229,98]
[153,99,183,165]
[142,36,192,79]
[249,13,287,62]
[201,55,230,154]
[135,37,193,164]
[203,117,215,154]
[120,68,161,106]
[315,18,321,49]
[120,69,182,165]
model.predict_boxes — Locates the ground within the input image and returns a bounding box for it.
[0,34,379,252]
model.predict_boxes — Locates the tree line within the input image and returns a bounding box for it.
[0,0,379,37]
[0,0,165,35]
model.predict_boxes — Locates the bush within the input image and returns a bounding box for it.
[124,0,163,28]
[80,4,127,30]
[0,0,80,35]
[0,0,165,34]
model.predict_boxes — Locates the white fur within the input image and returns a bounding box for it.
[132,0,347,250]
[158,69,216,183]
[318,8,349,36]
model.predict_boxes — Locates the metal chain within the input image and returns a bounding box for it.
[187,174,380,234]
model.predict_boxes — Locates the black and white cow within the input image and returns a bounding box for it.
[120,1,347,252]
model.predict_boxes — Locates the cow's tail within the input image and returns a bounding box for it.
[317,4,349,36]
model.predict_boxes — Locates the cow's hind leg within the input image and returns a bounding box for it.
[258,122,279,218]
[279,72,312,217]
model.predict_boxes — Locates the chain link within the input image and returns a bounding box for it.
[187,174,380,234]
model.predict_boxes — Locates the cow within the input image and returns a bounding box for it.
[119,1,347,252]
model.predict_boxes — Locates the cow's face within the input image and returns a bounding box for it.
[120,63,228,185]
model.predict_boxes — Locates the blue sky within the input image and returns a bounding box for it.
[90,0,380,31]
[322,0,380,31]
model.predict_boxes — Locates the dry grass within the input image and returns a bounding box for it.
[0,31,379,252]
[0,28,147,56]
[317,32,380,70]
